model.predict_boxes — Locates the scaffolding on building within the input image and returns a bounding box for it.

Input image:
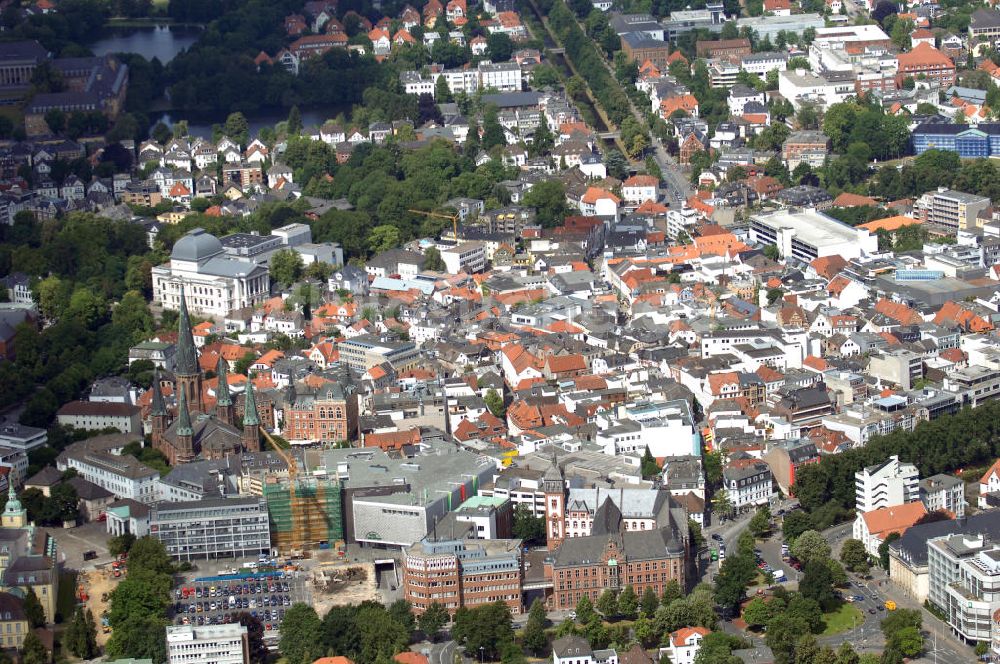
[263,477,343,553]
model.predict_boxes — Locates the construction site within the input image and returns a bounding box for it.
[310,560,379,614]
[263,476,343,554]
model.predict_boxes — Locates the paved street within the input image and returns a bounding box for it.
[818,520,972,662]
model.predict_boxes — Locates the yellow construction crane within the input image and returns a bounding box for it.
[259,428,343,554]
[408,209,459,240]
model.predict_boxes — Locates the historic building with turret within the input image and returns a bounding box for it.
[151,292,261,465]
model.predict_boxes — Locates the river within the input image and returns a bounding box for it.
[90,24,201,64]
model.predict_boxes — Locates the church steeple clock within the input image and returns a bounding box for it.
[543,450,565,551]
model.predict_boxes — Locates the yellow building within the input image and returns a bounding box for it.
[0,592,29,649]
[0,487,59,624]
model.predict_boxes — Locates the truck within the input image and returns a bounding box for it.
[772,569,786,582]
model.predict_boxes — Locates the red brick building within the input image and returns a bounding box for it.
[895,43,955,88]
[403,537,523,615]
[695,38,751,58]
[282,383,358,444]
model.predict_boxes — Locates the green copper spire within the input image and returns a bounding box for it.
[215,358,232,407]
[4,483,19,512]
[175,290,199,376]
[242,378,260,427]
[176,385,194,436]
[151,372,167,417]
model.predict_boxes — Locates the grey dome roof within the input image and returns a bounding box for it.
[172,228,223,262]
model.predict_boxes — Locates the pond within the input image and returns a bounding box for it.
[90,25,201,64]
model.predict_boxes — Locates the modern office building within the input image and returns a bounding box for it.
[916,188,991,231]
[166,624,249,664]
[150,497,271,561]
[855,455,919,513]
[912,123,1000,158]
[928,534,1000,643]
[402,536,524,615]
[337,334,421,372]
[749,209,878,262]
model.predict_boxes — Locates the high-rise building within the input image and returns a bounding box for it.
[855,455,919,513]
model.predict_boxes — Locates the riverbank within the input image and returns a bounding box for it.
[104,17,204,28]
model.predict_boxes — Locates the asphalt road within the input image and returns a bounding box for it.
[819,520,972,662]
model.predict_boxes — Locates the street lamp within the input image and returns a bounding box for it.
[479,646,484,664]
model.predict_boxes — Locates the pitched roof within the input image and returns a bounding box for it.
[860,502,930,538]
[832,192,878,207]
[671,626,710,647]
[857,215,921,232]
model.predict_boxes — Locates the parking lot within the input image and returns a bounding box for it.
[172,569,309,641]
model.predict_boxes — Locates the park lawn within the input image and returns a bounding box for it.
[821,603,862,636]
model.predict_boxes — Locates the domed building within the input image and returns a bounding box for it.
[151,227,270,317]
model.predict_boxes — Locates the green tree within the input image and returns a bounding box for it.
[21,631,50,664]
[484,388,505,418]
[108,532,137,557]
[419,602,448,642]
[889,626,923,658]
[714,553,757,613]
[279,603,322,664]
[482,105,505,150]
[452,601,515,661]
[801,559,838,611]
[661,579,683,606]
[712,489,733,518]
[790,530,830,566]
[879,532,901,570]
[236,612,268,664]
[763,244,780,261]
[640,447,660,479]
[424,246,446,271]
[596,589,618,618]
[782,511,813,541]
[66,607,98,658]
[128,536,173,576]
[270,248,304,287]
[107,616,168,663]
[23,588,45,628]
[369,225,401,254]
[512,504,546,545]
[523,179,568,228]
[108,573,171,627]
[522,599,548,655]
[575,595,595,624]
[742,596,774,630]
[640,586,659,617]
[616,585,638,620]
[287,106,302,135]
[749,506,771,538]
[224,112,250,146]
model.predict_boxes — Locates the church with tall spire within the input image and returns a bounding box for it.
[150,290,262,464]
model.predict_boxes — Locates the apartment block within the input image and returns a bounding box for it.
[855,455,919,513]
[916,188,991,231]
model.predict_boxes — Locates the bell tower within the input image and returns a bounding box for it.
[150,372,169,449]
[174,290,203,413]
[543,449,565,551]
[242,379,261,453]
[215,357,234,426]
